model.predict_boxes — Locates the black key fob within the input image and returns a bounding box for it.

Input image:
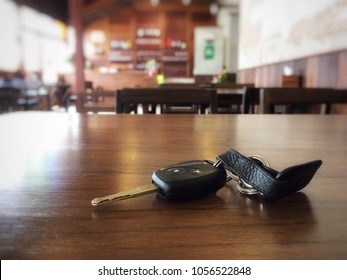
[152,160,227,201]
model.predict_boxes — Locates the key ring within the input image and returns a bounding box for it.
[214,155,271,196]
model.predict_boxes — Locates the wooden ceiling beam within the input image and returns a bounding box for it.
[82,0,222,24]
[83,0,133,24]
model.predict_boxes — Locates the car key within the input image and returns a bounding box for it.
[91,160,227,206]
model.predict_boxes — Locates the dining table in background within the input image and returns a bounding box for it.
[215,87,245,113]
[0,112,346,260]
[0,86,45,112]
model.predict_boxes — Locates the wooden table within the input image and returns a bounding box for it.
[1,112,346,260]
[216,88,244,113]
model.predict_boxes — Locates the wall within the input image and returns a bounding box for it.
[237,0,347,114]
[238,0,347,69]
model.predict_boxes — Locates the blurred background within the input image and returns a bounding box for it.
[1,0,347,113]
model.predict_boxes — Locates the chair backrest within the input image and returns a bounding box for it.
[159,83,208,88]
[77,90,116,113]
[213,83,254,89]
[209,84,249,114]
[116,87,217,114]
[194,75,213,84]
[259,88,347,114]
[243,87,260,114]
[225,73,237,83]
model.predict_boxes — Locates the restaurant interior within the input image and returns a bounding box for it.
[1,0,347,114]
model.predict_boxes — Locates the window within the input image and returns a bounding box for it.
[0,1,71,83]
[0,0,20,72]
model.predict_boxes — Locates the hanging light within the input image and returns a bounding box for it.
[182,0,191,6]
[209,3,219,15]
[150,0,159,7]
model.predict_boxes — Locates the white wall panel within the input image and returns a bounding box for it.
[239,0,347,69]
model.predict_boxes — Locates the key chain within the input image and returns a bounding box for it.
[217,149,322,201]
[214,155,271,196]
[91,149,322,206]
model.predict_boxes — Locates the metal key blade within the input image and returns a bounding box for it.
[91,183,159,206]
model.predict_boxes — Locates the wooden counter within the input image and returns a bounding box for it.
[64,70,157,92]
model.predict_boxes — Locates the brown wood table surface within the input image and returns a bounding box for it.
[0,112,346,260]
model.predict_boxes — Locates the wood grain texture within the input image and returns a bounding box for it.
[0,112,347,260]
[238,49,347,114]
[259,88,347,114]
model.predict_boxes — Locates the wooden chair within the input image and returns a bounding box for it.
[116,87,217,114]
[159,84,214,113]
[243,87,260,114]
[213,83,254,114]
[77,90,116,113]
[194,75,213,84]
[225,72,237,83]
[212,82,254,89]
[159,83,210,89]
[0,87,42,112]
[0,87,21,113]
[259,88,347,114]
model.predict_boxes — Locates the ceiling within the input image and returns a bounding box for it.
[14,0,239,23]
[14,0,68,22]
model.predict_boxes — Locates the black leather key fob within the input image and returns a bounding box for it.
[217,149,322,200]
